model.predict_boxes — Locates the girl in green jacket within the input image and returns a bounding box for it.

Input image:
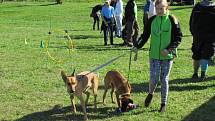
[134,0,182,112]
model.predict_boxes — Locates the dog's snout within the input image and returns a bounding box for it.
[70,90,74,93]
[67,88,75,93]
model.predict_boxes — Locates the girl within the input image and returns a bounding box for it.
[134,0,182,112]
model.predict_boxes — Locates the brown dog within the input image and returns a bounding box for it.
[61,70,99,120]
[103,70,133,111]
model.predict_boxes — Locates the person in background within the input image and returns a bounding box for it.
[143,0,156,29]
[125,0,139,46]
[114,0,123,38]
[133,0,182,112]
[143,0,150,27]
[101,0,115,46]
[110,0,117,8]
[143,0,156,27]
[189,0,215,81]
[90,4,103,30]
[148,0,156,19]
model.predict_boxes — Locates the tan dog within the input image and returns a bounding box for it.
[61,70,99,121]
[103,70,132,111]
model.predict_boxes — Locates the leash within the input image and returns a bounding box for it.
[127,47,138,80]
[84,48,136,78]
[127,48,132,80]
[85,53,126,75]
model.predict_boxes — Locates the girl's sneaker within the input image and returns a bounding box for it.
[144,94,153,107]
[159,104,166,112]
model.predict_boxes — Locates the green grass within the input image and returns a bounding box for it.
[0,1,214,121]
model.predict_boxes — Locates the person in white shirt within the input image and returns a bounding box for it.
[143,0,156,30]
[148,0,156,19]
[114,0,123,37]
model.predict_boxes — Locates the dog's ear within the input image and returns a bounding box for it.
[61,71,67,83]
[71,69,75,76]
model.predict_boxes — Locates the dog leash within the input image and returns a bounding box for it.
[85,48,137,78]
[127,48,132,80]
[85,53,126,75]
[127,47,138,80]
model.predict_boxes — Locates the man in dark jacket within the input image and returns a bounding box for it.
[90,4,103,30]
[189,0,215,81]
[124,0,139,46]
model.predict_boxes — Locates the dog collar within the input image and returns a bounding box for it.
[119,92,131,98]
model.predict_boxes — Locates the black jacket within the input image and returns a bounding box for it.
[125,0,136,22]
[189,3,215,42]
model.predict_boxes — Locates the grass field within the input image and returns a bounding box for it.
[0,1,214,121]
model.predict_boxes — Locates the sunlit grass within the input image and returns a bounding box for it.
[0,1,214,121]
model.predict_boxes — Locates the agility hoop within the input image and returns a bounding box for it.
[64,30,75,52]
[43,30,74,64]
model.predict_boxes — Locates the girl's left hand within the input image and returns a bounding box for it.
[161,49,169,57]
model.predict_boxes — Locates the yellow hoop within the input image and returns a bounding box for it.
[43,30,75,64]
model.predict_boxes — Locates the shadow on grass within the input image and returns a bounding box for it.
[16,103,145,121]
[98,82,149,93]
[76,44,130,51]
[170,6,193,11]
[118,76,215,93]
[182,34,192,37]
[137,4,144,11]
[45,45,68,49]
[182,96,215,121]
[130,82,215,93]
[39,3,58,6]
[131,82,149,93]
[169,76,215,84]
[46,44,130,51]
[4,3,58,8]
[169,84,215,92]
[42,44,150,54]
[69,34,102,40]
[52,34,102,40]
[68,29,92,32]
[16,104,121,121]
[76,45,149,52]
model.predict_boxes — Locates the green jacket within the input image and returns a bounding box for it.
[136,13,182,60]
